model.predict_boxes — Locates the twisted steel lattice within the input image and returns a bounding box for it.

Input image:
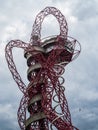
[5,7,81,130]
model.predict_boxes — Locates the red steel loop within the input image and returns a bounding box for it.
[5,40,37,94]
[30,7,68,45]
[5,40,28,93]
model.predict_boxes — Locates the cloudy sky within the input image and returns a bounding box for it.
[0,0,98,130]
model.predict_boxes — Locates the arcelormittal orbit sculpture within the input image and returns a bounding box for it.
[5,7,81,130]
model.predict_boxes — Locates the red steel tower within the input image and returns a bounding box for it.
[5,7,81,130]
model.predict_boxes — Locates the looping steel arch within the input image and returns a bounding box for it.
[30,7,68,45]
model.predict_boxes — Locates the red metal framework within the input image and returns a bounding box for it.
[5,7,81,130]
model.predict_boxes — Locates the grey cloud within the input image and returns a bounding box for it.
[0,118,18,130]
[69,99,98,129]
[77,117,98,130]
[0,103,20,130]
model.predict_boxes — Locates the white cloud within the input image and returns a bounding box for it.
[2,21,28,43]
